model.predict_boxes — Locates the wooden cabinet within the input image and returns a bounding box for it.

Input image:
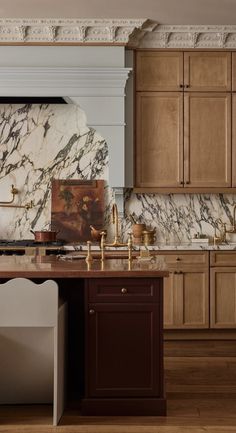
[164,269,209,329]
[136,51,183,91]
[210,267,236,328]
[184,52,231,91]
[135,50,233,191]
[82,278,166,415]
[162,252,209,329]
[184,93,231,187]
[232,94,236,187]
[136,92,183,187]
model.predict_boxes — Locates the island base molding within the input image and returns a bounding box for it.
[81,397,167,416]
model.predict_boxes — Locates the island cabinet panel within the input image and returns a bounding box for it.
[136,51,183,91]
[210,268,236,328]
[136,92,183,188]
[184,92,231,187]
[184,52,231,91]
[164,268,209,329]
[86,303,160,397]
[82,278,165,415]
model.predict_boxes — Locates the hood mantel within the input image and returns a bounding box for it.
[0,44,135,212]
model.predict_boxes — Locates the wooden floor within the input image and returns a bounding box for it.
[1,397,236,433]
[1,347,236,433]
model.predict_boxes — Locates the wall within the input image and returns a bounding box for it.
[0,102,236,243]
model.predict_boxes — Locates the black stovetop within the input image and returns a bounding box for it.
[0,239,65,247]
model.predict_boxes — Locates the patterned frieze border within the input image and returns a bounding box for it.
[0,18,147,44]
[138,24,236,48]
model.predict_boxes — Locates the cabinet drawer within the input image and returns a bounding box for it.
[155,252,208,266]
[210,251,236,266]
[87,278,161,303]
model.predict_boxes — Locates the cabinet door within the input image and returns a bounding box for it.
[211,268,236,328]
[232,94,236,186]
[86,303,162,397]
[136,92,183,188]
[184,52,231,91]
[164,269,209,329]
[136,51,183,91]
[184,93,231,187]
[230,52,236,91]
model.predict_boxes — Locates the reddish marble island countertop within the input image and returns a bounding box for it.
[0,255,169,278]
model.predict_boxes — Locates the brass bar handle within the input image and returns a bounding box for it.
[89,309,95,315]
[121,288,128,294]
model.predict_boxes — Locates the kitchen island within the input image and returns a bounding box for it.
[0,255,168,416]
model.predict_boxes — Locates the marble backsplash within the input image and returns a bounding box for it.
[0,103,236,243]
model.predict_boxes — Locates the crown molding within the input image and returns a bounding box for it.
[139,24,236,48]
[0,18,147,44]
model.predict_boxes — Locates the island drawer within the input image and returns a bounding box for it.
[87,278,161,303]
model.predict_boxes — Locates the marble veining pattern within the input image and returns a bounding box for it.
[1,103,236,243]
[123,191,236,244]
[0,103,109,239]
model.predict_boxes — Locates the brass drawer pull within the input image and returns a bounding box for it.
[89,309,95,315]
[176,257,181,261]
[121,288,128,294]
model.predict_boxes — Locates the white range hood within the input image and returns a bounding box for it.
[0,43,135,212]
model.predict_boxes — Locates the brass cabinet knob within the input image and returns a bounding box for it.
[179,84,184,88]
[89,309,95,315]
[186,181,190,184]
[121,288,128,294]
[176,257,181,261]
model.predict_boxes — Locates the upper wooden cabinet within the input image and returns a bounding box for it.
[231,52,236,91]
[136,92,183,188]
[135,50,234,191]
[136,51,231,92]
[184,52,231,91]
[184,92,231,187]
[136,51,183,91]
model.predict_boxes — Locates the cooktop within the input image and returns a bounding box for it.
[0,239,65,247]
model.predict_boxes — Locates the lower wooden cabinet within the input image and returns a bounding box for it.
[164,268,209,329]
[210,267,236,328]
[82,278,166,415]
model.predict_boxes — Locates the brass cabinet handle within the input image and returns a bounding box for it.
[121,287,128,294]
[176,257,181,261]
[185,84,190,88]
[179,84,184,88]
[186,181,190,184]
[174,270,183,274]
[180,181,184,185]
[89,309,95,315]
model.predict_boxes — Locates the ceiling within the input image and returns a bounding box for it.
[0,0,235,25]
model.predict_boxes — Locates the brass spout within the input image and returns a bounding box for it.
[100,202,133,261]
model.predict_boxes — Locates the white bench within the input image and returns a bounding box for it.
[0,278,67,425]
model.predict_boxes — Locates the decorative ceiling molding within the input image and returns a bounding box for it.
[0,18,147,44]
[139,24,236,48]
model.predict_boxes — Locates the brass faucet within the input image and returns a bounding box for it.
[105,203,127,248]
[100,203,133,261]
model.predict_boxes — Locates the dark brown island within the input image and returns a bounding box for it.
[0,255,168,416]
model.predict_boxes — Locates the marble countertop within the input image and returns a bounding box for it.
[63,242,236,252]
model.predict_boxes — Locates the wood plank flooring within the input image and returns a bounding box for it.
[1,347,236,433]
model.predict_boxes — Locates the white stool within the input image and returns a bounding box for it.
[0,278,67,425]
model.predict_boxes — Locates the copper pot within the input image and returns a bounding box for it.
[30,229,59,243]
